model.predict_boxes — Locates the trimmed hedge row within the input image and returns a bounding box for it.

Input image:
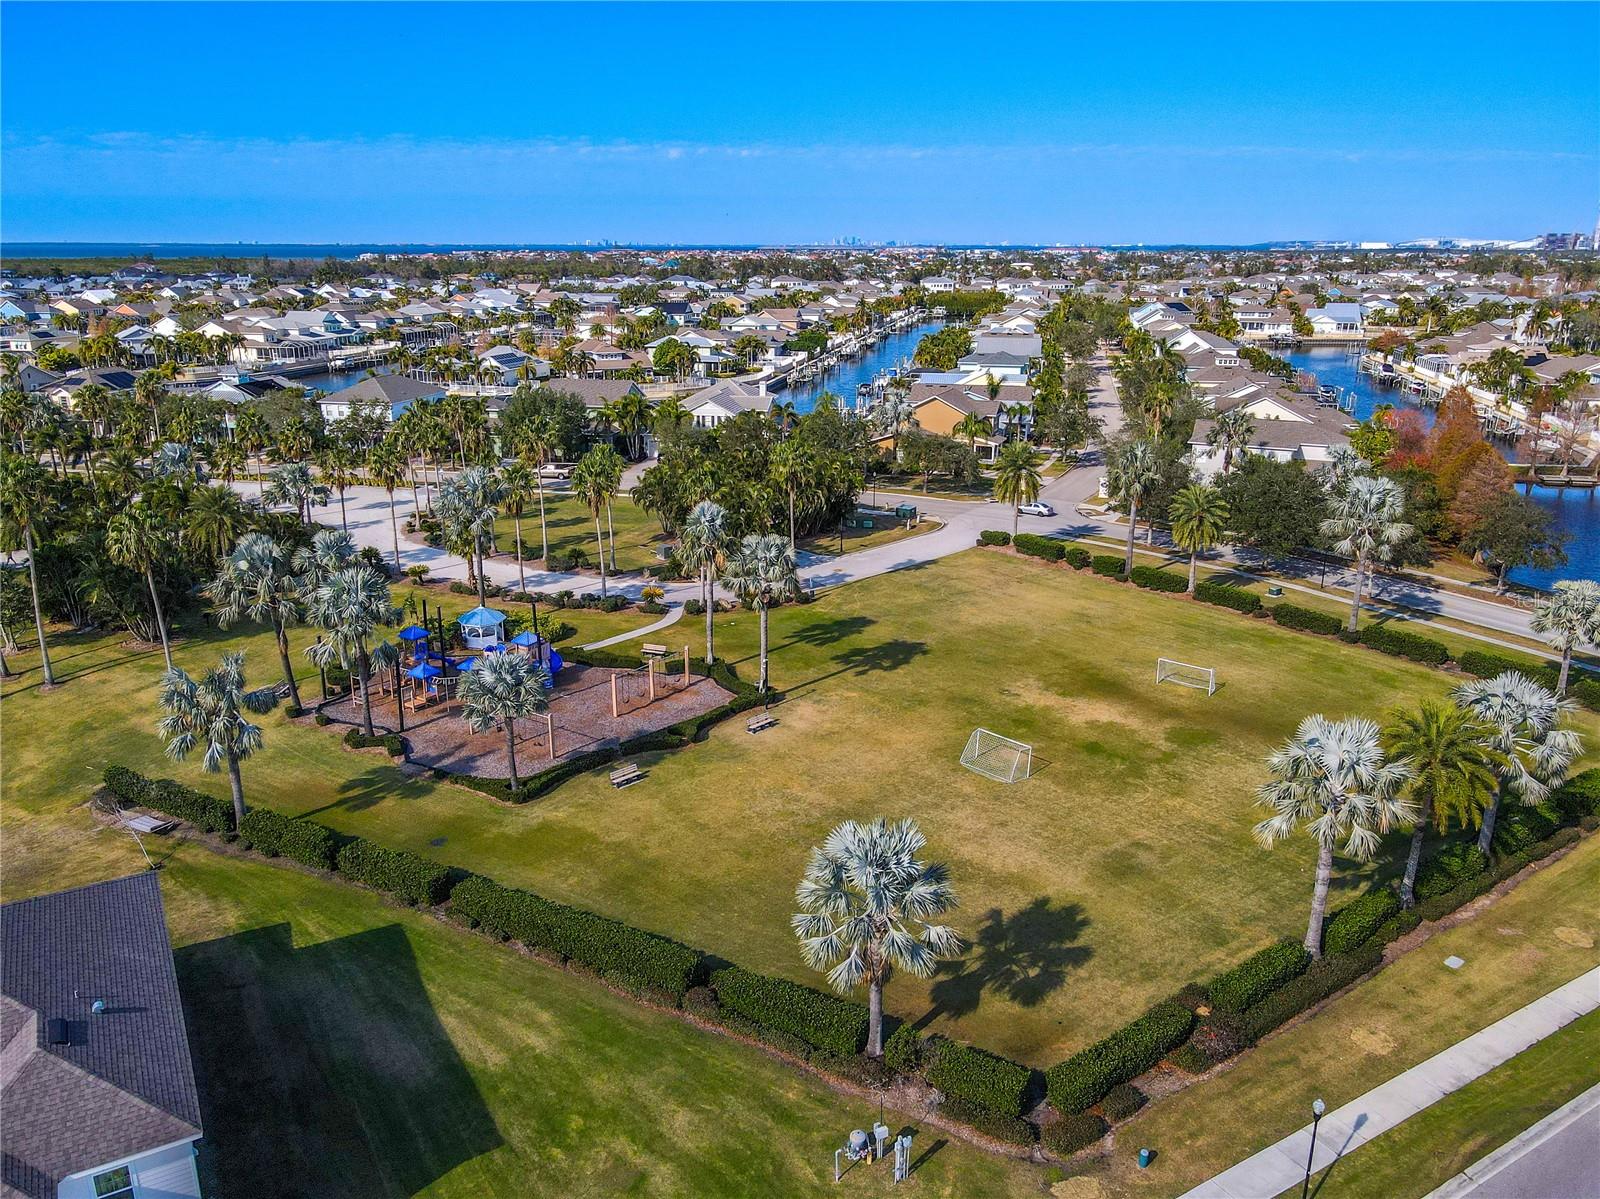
[1130,565,1188,593]
[1414,826,1581,922]
[344,728,406,757]
[1014,532,1065,562]
[102,766,237,834]
[1354,623,1450,666]
[708,966,869,1056]
[238,808,336,871]
[1553,769,1600,822]
[1102,1082,1147,1122]
[1194,580,1261,613]
[924,1037,1034,1119]
[1270,603,1345,636]
[1062,546,1092,570]
[335,838,453,907]
[1323,889,1401,956]
[1041,1112,1106,1156]
[939,1096,1036,1147]
[1045,1001,1194,1114]
[452,874,704,999]
[1206,940,1310,1014]
[1090,554,1126,578]
[1238,943,1384,1044]
[978,530,1011,546]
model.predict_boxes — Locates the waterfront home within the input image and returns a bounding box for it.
[1,873,205,1199]
[1190,391,1353,480]
[879,380,1036,462]
[317,374,444,423]
[477,344,545,384]
[1305,303,1364,336]
[684,378,771,428]
[1234,307,1296,339]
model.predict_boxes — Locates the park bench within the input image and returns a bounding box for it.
[641,643,668,660]
[610,762,644,788]
[747,711,779,734]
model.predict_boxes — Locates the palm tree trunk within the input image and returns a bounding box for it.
[505,721,520,791]
[606,500,617,573]
[1304,842,1334,956]
[23,526,54,685]
[1401,797,1431,908]
[274,618,302,711]
[758,602,770,691]
[337,487,349,533]
[475,543,487,607]
[594,513,608,599]
[1557,648,1572,695]
[1011,503,1019,541]
[1124,497,1139,574]
[866,976,885,1058]
[536,479,549,562]
[703,568,715,664]
[356,645,375,737]
[788,488,796,552]
[1348,554,1365,633]
[513,513,526,594]
[1188,551,1198,593]
[145,567,173,671]
[1478,794,1501,856]
[226,750,246,828]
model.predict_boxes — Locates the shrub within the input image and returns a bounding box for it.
[1130,564,1188,593]
[1194,580,1261,613]
[640,585,664,604]
[1271,603,1344,636]
[1168,1043,1210,1074]
[683,985,719,1019]
[1492,804,1560,855]
[143,776,236,834]
[884,1023,923,1075]
[1415,841,1487,900]
[708,966,868,1056]
[1456,649,1552,684]
[1102,1083,1146,1122]
[449,581,476,595]
[451,875,704,999]
[1062,546,1091,570]
[313,713,331,726]
[1041,1112,1106,1156]
[939,1097,1036,1146]
[1552,768,1600,822]
[810,1051,894,1089]
[640,602,668,615]
[1045,1001,1194,1113]
[1206,940,1310,1014]
[343,728,405,757]
[237,809,336,870]
[1014,533,1065,562]
[600,595,628,613]
[1239,943,1383,1043]
[924,1037,1034,1118]
[1571,676,1600,712]
[684,599,705,616]
[1090,554,1126,578]
[978,530,1011,547]
[1357,624,1450,666]
[1323,889,1401,956]
[102,765,151,805]
[1374,909,1422,946]
[1189,1013,1251,1063]
[335,838,452,907]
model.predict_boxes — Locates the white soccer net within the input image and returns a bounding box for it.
[960,728,1033,783]
[1157,658,1217,696]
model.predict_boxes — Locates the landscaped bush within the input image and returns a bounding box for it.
[1552,769,1600,822]
[1014,533,1065,562]
[1456,649,1552,684]
[1167,1043,1210,1074]
[809,1051,894,1089]
[1194,580,1261,613]
[1101,1083,1146,1122]
[335,838,452,907]
[115,772,236,834]
[1090,554,1126,578]
[924,1037,1034,1118]
[449,581,476,595]
[884,1023,924,1075]
[1323,889,1401,956]
[1239,943,1383,1043]
[1189,1012,1250,1063]
[684,598,705,616]
[640,602,668,615]
[452,875,704,999]
[1571,677,1600,712]
[1061,546,1091,570]
[1206,940,1310,1014]
[938,1097,1037,1146]
[1041,1112,1106,1156]
[1416,841,1487,900]
[708,966,869,1056]
[1045,1001,1194,1113]
[237,808,336,870]
[1374,909,1422,946]
[978,530,1011,547]
[1492,804,1561,855]
[343,728,406,757]
[1357,623,1450,666]
[102,765,152,805]
[1271,603,1344,636]
[1129,565,1187,593]
[600,595,628,613]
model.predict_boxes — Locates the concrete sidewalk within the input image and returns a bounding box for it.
[1178,967,1600,1199]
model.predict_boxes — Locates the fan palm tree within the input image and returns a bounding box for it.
[367,439,409,572]
[437,466,504,606]
[458,651,551,791]
[303,565,400,738]
[791,817,963,1057]
[316,441,360,533]
[156,651,279,828]
[1168,484,1229,592]
[1383,701,1505,907]
[680,499,728,664]
[1107,438,1160,573]
[1453,672,1583,855]
[1255,715,1414,956]
[589,444,626,573]
[500,461,540,594]
[107,503,175,670]
[0,453,59,684]
[208,533,306,711]
[721,533,796,692]
[1529,580,1600,695]
[1321,476,1412,633]
[1206,407,1255,475]
[991,441,1043,541]
[263,461,330,526]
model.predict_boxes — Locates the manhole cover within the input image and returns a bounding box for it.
[429,837,447,847]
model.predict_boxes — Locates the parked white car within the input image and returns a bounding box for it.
[1017,501,1056,517]
[538,463,573,481]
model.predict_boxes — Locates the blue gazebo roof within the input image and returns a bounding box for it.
[398,624,430,641]
[457,606,507,628]
[508,630,541,647]
[406,662,442,679]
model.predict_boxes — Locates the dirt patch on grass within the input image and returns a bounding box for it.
[1349,1027,1397,1056]
[1553,926,1595,948]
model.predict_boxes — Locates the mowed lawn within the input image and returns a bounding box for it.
[12,549,1592,1069]
[490,490,669,576]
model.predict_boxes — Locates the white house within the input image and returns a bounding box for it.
[1189,392,1354,479]
[1305,303,1364,336]
[316,374,444,422]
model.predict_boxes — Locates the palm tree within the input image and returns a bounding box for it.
[680,500,728,664]
[510,418,557,563]
[588,445,626,573]
[1529,580,1600,695]
[991,441,1043,541]
[303,565,400,738]
[1206,407,1255,475]
[721,533,796,692]
[571,450,614,598]
[1255,715,1414,956]
[791,817,962,1057]
[1107,438,1160,573]
[1383,701,1505,907]
[263,461,330,526]
[954,411,990,451]
[437,466,504,606]
[1321,476,1413,633]
[458,651,551,791]
[184,484,249,564]
[652,397,689,441]
[367,439,409,573]
[0,453,58,684]
[1168,484,1229,592]
[209,533,306,711]
[156,652,278,828]
[107,504,175,670]
[769,440,809,553]
[1453,672,1582,855]
[500,461,538,595]
[317,441,359,533]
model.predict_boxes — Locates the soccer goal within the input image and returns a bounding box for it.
[960,728,1033,783]
[1156,658,1217,696]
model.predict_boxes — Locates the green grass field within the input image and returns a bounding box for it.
[12,549,1589,1070]
[491,491,669,576]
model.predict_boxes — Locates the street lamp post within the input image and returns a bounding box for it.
[1301,1098,1326,1199]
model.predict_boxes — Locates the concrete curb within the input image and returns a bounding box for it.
[1422,1082,1600,1199]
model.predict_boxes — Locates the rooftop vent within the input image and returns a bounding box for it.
[46,1018,70,1045]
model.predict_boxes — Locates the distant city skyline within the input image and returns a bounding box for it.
[2,2,1595,246]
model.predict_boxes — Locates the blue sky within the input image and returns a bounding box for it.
[3,2,1596,245]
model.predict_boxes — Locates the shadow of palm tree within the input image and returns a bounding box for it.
[779,615,876,650]
[920,899,1093,1026]
[784,639,930,696]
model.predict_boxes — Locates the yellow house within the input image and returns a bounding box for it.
[871,382,1034,462]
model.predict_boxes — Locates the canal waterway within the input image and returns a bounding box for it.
[780,321,943,415]
[1283,346,1597,590]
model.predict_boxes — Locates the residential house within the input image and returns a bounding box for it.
[1305,303,1364,336]
[683,379,772,428]
[316,374,444,423]
[1190,392,1354,479]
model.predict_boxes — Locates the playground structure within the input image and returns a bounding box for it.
[610,644,694,717]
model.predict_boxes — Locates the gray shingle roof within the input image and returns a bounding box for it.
[2,873,202,1197]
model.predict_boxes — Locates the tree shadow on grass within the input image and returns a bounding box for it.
[777,614,876,651]
[178,922,501,1199]
[299,766,417,819]
[918,899,1093,1027]
[784,639,930,697]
